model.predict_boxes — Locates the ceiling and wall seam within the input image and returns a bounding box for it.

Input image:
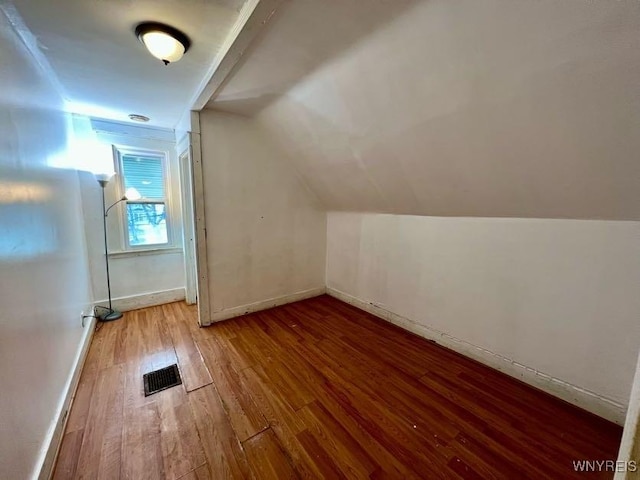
[0,1,66,101]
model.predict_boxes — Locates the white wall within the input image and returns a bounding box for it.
[327,212,640,423]
[80,130,186,311]
[0,9,96,477]
[0,111,95,479]
[199,110,326,320]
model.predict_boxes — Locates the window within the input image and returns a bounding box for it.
[117,150,172,249]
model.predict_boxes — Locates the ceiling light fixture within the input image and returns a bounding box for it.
[135,22,191,65]
[128,113,150,122]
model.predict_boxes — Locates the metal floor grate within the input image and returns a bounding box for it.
[143,364,182,396]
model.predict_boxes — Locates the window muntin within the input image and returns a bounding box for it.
[126,203,168,246]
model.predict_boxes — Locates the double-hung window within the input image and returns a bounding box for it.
[117,149,172,249]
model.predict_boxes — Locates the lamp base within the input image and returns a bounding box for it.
[99,309,123,322]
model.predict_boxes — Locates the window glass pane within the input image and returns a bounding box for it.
[126,202,168,246]
[122,155,165,199]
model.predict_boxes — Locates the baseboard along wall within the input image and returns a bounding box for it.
[211,287,326,322]
[326,287,626,425]
[37,315,97,480]
[94,288,186,313]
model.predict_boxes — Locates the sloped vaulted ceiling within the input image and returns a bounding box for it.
[208,0,640,220]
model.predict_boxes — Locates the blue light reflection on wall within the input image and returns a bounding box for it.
[0,203,56,260]
[0,176,58,260]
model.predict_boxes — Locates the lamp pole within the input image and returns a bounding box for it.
[97,175,125,321]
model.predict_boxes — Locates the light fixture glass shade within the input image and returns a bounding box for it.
[141,31,185,63]
[136,22,190,65]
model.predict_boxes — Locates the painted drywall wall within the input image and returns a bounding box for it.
[80,131,186,311]
[327,212,640,422]
[212,0,640,220]
[0,109,94,480]
[199,110,326,320]
[0,9,96,478]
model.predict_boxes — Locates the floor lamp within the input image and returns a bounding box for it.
[96,173,126,321]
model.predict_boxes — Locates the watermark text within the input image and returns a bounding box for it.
[573,460,637,472]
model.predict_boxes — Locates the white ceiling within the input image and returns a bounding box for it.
[3,0,246,128]
[0,4,61,112]
[209,0,640,220]
[207,0,417,115]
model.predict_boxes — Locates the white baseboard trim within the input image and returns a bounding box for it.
[95,288,186,313]
[212,287,326,322]
[326,286,626,425]
[36,314,97,480]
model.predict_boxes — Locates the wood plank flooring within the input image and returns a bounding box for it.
[53,296,622,479]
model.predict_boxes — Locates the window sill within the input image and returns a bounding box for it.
[108,247,183,259]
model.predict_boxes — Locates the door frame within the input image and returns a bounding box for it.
[178,111,212,327]
[178,145,197,305]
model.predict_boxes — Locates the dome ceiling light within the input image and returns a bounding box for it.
[135,22,191,65]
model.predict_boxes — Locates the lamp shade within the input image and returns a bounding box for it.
[136,22,190,65]
[95,172,114,187]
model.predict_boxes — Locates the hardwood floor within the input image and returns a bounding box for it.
[53,296,622,479]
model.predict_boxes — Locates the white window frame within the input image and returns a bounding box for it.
[113,145,176,251]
